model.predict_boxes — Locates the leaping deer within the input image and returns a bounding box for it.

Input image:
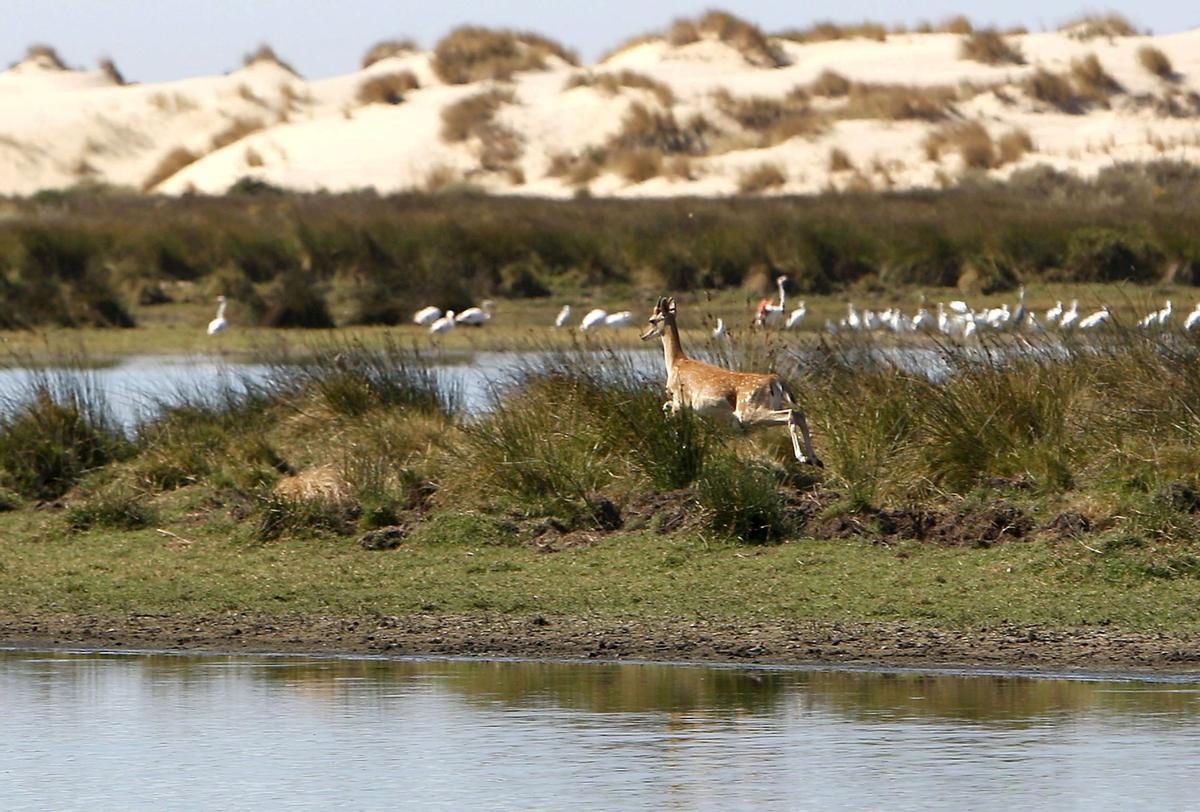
[641,296,823,467]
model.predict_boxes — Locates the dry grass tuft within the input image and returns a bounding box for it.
[1137,46,1175,80]
[608,102,717,156]
[242,44,299,76]
[1061,13,1138,40]
[423,165,461,193]
[244,146,264,167]
[1022,68,1076,111]
[959,30,1024,65]
[828,147,854,172]
[923,121,996,169]
[695,10,787,68]
[432,25,577,84]
[666,19,701,46]
[810,70,851,97]
[98,57,125,85]
[775,21,887,43]
[441,88,515,142]
[841,82,955,121]
[736,162,787,194]
[210,117,264,151]
[997,128,1034,163]
[142,147,201,191]
[564,70,675,106]
[23,44,67,70]
[1070,53,1122,102]
[613,148,663,183]
[356,70,419,105]
[938,16,974,34]
[361,38,419,68]
[713,88,826,144]
[440,88,523,173]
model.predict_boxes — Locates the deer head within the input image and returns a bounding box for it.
[641,296,676,341]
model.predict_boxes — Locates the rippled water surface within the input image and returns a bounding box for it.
[3,651,1199,811]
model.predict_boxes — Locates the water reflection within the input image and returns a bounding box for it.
[2,651,1198,810]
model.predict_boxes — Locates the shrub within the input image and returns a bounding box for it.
[810,70,851,97]
[432,25,577,84]
[356,71,419,105]
[828,148,854,172]
[441,88,515,142]
[256,492,354,541]
[841,83,955,121]
[66,488,157,531]
[713,89,826,144]
[1137,46,1174,80]
[98,57,125,85]
[695,10,786,68]
[1022,68,1076,111]
[775,22,887,43]
[923,121,996,169]
[0,374,129,501]
[260,269,336,328]
[564,70,674,106]
[142,147,200,191]
[1070,53,1122,102]
[996,129,1034,164]
[737,163,787,194]
[1061,13,1138,40]
[361,38,419,68]
[1065,228,1163,283]
[242,44,299,76]
[210,117,264,151]
[959,30,1023,65]
[939,15,974,34]
[608,102,717,156]
[613,148,662,183]
[23,44,67,69]
[697,453,787,543]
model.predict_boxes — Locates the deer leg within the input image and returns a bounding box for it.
[738,407,823,467]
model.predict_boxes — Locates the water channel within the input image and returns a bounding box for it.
[2,650,1199,810]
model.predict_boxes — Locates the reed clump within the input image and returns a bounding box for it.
[361,38,419,68]
[1137,46,1175,80]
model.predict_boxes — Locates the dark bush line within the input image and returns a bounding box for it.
[3,161,1200,327]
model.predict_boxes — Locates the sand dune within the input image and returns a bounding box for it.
[2,23,1199,198]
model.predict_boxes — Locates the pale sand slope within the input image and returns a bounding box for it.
[2,28,1199,198]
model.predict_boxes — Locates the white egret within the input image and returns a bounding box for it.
[1058,300,1080,330]
[455,300,495,326]
[1078,306,1110,330]
[712,318,726,339]
[604,311,633,327]
[207,296,229,336]
[579,308,608,331]
[785,301,807,330]
[429,310,456,334]
[554,305,571,328]
[1184,303,1200,331]
[413,305,441,325]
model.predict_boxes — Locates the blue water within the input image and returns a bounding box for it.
[2,651,1199,811]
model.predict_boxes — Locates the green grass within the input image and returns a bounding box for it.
[2,505,1199,630]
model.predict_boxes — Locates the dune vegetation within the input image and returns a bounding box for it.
[1,161,1199,332]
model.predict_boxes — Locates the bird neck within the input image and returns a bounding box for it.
[216,301,226,319]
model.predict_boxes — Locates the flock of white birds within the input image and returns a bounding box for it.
[204,286,1200,338]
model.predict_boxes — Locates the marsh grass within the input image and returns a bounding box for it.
[356,71,419,105]
[959,30,1023,65]
[66,486,157,531]
[1137,46,1175,81]
[0,368,129,501]
[697,451,788,543]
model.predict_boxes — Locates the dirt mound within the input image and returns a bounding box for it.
[1043,511,1092,537]
[623,489,701,534]
[814,500,1032,547]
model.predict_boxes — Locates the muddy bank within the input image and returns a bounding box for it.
[2,612,1198,675]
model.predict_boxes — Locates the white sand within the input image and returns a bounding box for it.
[2,27,1198,198]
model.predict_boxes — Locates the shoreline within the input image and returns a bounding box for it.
[3,612,1199,677]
